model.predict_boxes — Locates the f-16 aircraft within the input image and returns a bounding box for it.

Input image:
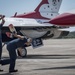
[2,0,70,57]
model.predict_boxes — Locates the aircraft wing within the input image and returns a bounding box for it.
[4,17,53,27]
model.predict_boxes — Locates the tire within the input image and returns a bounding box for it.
[17,47,27,58]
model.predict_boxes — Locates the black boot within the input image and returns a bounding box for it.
[0,61,3,72]
[9,69,18,73]
[0,69,3,72]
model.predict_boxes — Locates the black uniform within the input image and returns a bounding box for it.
[0,37,27,72]
[0,24,3,59]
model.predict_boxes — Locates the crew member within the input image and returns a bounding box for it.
[0,34,32,73]
[0,15,5,72]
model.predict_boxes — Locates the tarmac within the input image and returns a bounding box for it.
[0,39,75,75]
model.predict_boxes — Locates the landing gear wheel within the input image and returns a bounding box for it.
[17,48,27,58]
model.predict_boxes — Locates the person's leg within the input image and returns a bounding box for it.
[0,39,3,72]
[0,59,10,65]
[0,40,2,59]
[7,47,17,72]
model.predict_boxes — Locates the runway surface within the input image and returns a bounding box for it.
[0,39,75,75]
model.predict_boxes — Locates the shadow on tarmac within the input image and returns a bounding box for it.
[1,54,75,75]
[25,54,75,59]
[2,54,75,59]
[0,73,14,75]
[33,65,75,70]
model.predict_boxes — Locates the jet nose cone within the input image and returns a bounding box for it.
[50,13,75,26]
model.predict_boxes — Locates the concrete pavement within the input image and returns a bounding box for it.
[0,39,75,75]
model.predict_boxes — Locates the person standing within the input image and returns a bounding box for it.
[0,15,5,72]
[0,34,32,73]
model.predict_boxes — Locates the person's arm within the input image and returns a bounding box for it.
[14,33,32,46]
[13,33,24,39]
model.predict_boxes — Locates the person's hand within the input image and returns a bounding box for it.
[3,15,5,18]
[1,15,5,19]
[0,15,5,20]
[27,38,32,43]
[24,38,32,46]
[0,15,5,25]
[0,15,2,17]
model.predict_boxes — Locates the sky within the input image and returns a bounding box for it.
[0,0,75,17]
